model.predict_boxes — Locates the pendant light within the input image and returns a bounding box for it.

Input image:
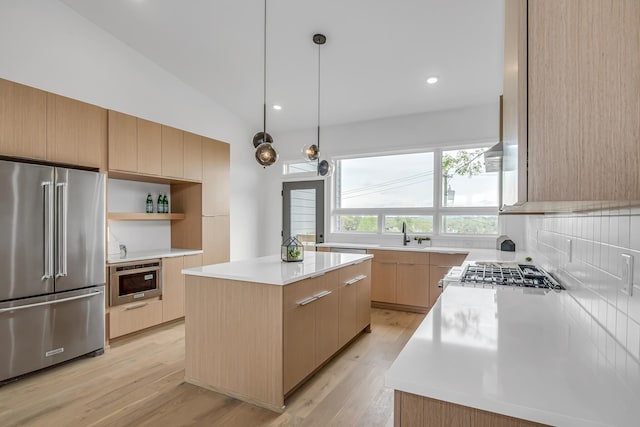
[305,33,333,177]
[253,0,278,167]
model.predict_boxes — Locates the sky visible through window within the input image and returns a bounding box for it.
[337,153,434,208]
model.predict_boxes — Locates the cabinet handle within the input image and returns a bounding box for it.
[377,261,396,265]
[297,296,318,306]
[314,290,332,299]
[399,263,416,266]
[345,275,367,285]
[125,302,148,310]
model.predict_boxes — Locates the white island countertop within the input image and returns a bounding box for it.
[107,248,203,264]
[182,252,373,286]
[386,285,640,427]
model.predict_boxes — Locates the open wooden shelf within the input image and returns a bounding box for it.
[107,212,186,221]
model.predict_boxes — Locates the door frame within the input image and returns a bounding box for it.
[282,180,325,245]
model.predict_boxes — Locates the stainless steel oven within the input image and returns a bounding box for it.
[109,259,162,306]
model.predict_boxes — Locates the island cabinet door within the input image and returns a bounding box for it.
[314,275,340,366]
[339,260,372,346]
[283,274,325,393]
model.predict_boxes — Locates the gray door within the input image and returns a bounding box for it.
[282,180,324,248]
[54,168,105,292]
[0,160,55,301]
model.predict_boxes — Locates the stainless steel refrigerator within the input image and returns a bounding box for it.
[0,159,106,383]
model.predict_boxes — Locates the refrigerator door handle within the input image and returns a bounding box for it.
[0,290,103,314]
[42,181,54,280]
[56,182,68,278]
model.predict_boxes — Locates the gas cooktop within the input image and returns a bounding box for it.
[460,263,563,290]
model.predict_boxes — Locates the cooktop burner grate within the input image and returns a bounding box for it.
[460,264,563,290]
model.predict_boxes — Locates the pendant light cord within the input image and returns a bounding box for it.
[316,38,321,168]
[263,0,267,139]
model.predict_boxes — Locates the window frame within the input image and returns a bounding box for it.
[329,145,499,239]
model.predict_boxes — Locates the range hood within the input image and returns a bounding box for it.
[483,142,502,173]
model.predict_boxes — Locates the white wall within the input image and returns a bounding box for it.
[525,208,640,367]
[258,103,525,255]
[0,0,263,260]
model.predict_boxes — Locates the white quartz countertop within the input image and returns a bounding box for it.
[107,248,203,264]
[182,252,373,286]
[316,242,532,263]
[385,285,640,426]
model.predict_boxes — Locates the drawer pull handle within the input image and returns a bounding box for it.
[314,290,332,299]
[298,296,318,306]
[125,302,148,310]
[345,275,367,285]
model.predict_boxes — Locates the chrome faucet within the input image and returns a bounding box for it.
[401,222,410,246]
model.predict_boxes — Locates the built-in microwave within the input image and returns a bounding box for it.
[109,259,162,306]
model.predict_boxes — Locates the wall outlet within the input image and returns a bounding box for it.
[622,254,634,296]
[566,239,572,263]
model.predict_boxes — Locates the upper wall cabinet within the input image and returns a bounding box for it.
[0,79,108,170]
[0,79,47,160]
[136,118,162,176]
[183,131,203,181]
[502,0,640,209]
[161,125,184,178]
[202,137,230,216]
[47,94,108,170]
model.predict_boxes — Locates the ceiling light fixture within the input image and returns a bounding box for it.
[272,105,282,110]
[253,0,278,167]
[426,76,439,85]
[302,33,333,177]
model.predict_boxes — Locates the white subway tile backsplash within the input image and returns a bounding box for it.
[526,209,640,363]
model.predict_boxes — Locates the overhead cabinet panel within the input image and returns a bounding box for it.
[161,125,184,178]
[0,79,47,160]
[137,118,162,176]
[202,138,230,216]
[108,110,138,172]
[183,132,203,181]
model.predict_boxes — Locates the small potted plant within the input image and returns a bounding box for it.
[281,236,304,262]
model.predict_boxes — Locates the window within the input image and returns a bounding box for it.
[331,147,498,237]
[283,161,317,175]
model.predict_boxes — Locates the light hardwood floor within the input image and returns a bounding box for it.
[0,308,424,427]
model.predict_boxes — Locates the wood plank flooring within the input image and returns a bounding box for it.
[0,308,424,427]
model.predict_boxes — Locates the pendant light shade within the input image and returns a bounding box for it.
[301,144,319,161]
[318,159,333,177]
[255,142,278,166]
[252,131,273,148]
[253,0,278,167]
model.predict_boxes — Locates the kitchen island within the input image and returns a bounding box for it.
[182,252,373,412]
[386,285,640,427]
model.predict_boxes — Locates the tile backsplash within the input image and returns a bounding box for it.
[525,208,640,363]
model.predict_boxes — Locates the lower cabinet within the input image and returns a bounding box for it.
[109,298,163,339]
[108,254,203,339]
[368,250,468,313]
[283,260,371,394]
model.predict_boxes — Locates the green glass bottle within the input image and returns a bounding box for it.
[157,194,163,213]
[163,193,169,213]
[146,193,153,213]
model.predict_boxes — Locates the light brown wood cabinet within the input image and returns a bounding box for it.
[108,110,138,172]
[202,138,230,216]
[161,125,184,178]
[202,215,230,265]
[0,79,47,160]
[394,391,547,427]
[368,250,430,311]
[162,254,203,322]
[137,118,162,175]
[338,261,371,348]
[283,262,371,394]
[183,132,203,181]
[109,297,164,339]
[503,0,640,208]
[46,93,108,170]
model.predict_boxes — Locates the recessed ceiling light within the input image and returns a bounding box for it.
[272,105,282,110]
[426,77,438,85]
